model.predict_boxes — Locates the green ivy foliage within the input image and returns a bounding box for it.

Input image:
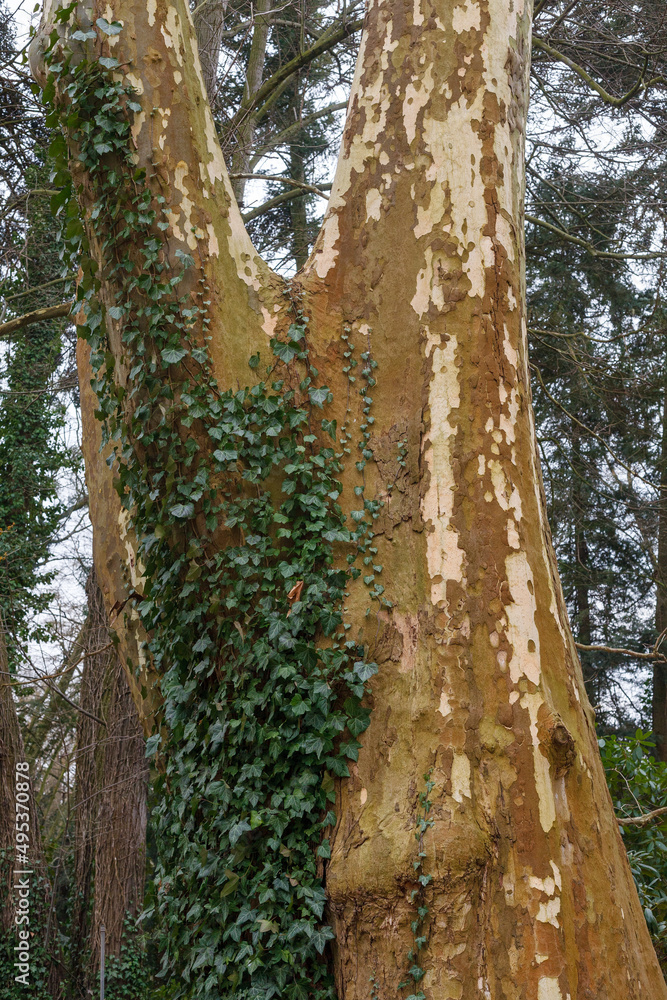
[0,322,67,662]
[0,850,56,999]
[599,732,667,965]
[43,10,383,997]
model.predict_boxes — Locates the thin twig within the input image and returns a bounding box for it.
[574,642,667,662]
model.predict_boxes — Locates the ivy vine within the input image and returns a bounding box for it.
[399,772,434,1000]
[42,9,383,998]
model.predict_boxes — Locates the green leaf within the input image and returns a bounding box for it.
[220,870,239,897]
[170,502,195,519]
[161,347,187,365]
[96,16,123,34]
[308,386,331,407]
[272,340,298,363]
[175,248,195,268]
[354,661,378,683]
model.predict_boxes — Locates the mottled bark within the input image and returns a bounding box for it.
[31,0,667,996]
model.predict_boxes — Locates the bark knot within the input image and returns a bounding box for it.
[539,712,576,777]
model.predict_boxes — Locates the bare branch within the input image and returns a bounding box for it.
[532,35,649,108]
[0,301,73,339]
[229,172,330,199]
[574,642,667,663]
[617,806,667,828]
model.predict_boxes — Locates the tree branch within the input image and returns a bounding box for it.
[229,172,330,199]
[532,36,648,108]
[241,183,331,223]
[617,805,667,828]
[574,642,667,663]
[250,100,348,163]
[231,15,364,126]
[526,213,665,261]
[0,301,72,339]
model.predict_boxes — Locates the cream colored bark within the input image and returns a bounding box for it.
[31,0,667,996]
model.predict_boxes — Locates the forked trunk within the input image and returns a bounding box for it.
[31,0,667,996]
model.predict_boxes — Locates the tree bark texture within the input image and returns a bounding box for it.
[72,571,148,989]
[653,363,667,761]
[31,0,667,996]
[193,0,227,106]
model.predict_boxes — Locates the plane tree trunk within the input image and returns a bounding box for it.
[31,0,667,997]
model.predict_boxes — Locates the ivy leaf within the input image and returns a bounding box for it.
[175,248,195,268]
[344,698,371,737]
[308,386,331,408]
[250,810,263,829]
[316,839,331,859]
[213,448,238,463]
[272,340,298,364]
[353,661,378,683]
[311,927,334,954]
[258,919,279,934]
[321,418,337,440]
[170,502,194,519]
[70,28,96,40]
[229,820,251,846]
[301,735,325,757]
[161,347,187,365]
[108,305,124,320]
[145,733,160,757]
[96,16,123,34]
[319,608,341,635]
[220,870,239,897]
[99,56,119,69]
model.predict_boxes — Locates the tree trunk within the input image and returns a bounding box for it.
[0,624,31,933]
[0,621,61,995]
[290,136,310,270]
[71,572,148,992]
[654,363,667,761]
[572,426,596,704]
[229,0,273,205]
[193,0,227,107]
[31,0,667,996]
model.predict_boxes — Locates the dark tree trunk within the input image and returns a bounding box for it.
[653,364,667,760]
[71,573,148,992]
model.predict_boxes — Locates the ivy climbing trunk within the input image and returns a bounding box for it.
[31,0,667,998]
